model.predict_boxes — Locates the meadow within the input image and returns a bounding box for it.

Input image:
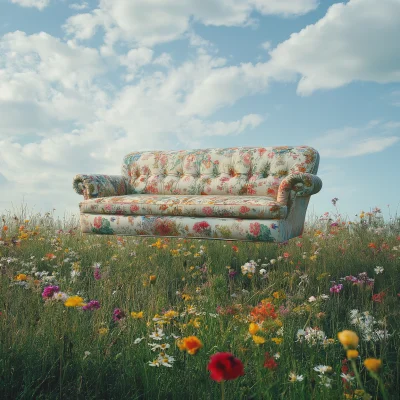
[0,202,399,400]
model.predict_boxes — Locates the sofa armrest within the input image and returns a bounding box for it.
[277,173,322,204]
[73,174,129,200]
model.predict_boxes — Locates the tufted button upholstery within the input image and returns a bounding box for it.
[122,147,320,199]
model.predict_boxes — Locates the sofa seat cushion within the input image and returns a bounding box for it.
[79,194,287,220]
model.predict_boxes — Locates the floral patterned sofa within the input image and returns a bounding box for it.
[73,146,322,242]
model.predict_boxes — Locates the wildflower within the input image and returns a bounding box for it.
[338,330,359,349]
[149,275,157,284]
[248,323,259,335]
[93,265,101,280]
[134,337,145,344]
[149,328,165,341]
[270,259,276,265]
[83,351,91,360]
[263,352,278,370]
[308,296,317,302]
[340,373,355,382]
[363,358,382,372]
[82,300,100,311]
[98,328,109,335]
[252,335,266,344]
[177,336,203,355]
[207,352,245,382]
[372,292,386,303]
[112,308,126,322]
[259,268,267,275]
[330,283,343,294]
[250,302,277,322]
[347,350,359,359]
[232,245,239,252]
[331,198,339,206]
[53,292,68,301]
[158,353,175,367]
[288,372,304,382]
[131,311,144,319]
[149,343,170,352]
[149,359,160,367]
[64,296,85,307]
[271,337,283,345]
[15,274,27,281]
[42,285,60,299]
[374,266,384,275]
[313,365,332,375]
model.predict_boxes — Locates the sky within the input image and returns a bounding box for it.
[0,0,399,224]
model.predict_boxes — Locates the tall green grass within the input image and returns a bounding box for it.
[0,204,399,399]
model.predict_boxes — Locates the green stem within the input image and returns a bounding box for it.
[370,372,389,400]
[350,359,365,392]
[221,381,225,400]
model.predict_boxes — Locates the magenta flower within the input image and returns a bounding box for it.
[42,285,60,299]
[93,267,101,280]
[112,308,126,322]
[82,300,101,311]
[330,284,343,294]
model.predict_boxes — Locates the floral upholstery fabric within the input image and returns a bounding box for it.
[79,194,287,220]
[121,146,320,204]
[80,214,287,242]
[73,174,129,200]
[73,146,322,242]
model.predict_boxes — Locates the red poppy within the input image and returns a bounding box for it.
[263,352,278,370]
[207,352,245,382]
[232,245,239,252]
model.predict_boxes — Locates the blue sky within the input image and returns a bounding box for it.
[0,0,399,223]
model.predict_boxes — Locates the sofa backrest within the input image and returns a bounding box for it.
[122,146,320,199]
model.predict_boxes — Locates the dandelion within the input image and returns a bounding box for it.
[64,296,85,307]
[131,311,144,319]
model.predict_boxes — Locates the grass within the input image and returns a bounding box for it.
[0,203,399,399]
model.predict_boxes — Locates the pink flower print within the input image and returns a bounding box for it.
[193,221,211,233]
[249,222,261,237]
[93,216,102,229]
[130,204,140,213]
[202,207,214,216]
[239,206,250,214]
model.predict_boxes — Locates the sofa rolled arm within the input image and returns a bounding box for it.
[73,174,129,200]
[277,173,322,204]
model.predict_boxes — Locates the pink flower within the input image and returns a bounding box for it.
[330,284,343,294]
[249,222,260,236]
[193,221,211,233]
[130,204,140,213]
[42,285,60,299]
[93,216,102,229]
[202,207,214,216]
[239,206,250,214]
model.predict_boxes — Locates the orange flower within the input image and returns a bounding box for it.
[347,350,359,359]
[149,275,157,284]
[15,273,27,281]
[177,336,203,355]
[250,302,277,323]
[368,243,377,249]
[2,226,8,232]
[232,245,239,252]
[363,358,382,373]
[338,330,359,349]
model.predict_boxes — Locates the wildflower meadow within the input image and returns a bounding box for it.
[1,202,399,399]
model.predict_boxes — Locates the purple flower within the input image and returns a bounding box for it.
[82,300,101,311]
[112,308,126,322]
[228,270,238,279]
[42,285,60,299]
[93,267,102,280]
[330,284,343,294]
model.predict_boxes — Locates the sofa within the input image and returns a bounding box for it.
[72,146,322,242]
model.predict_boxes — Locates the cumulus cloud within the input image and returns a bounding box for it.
[63,0,319,52]
[10,0,50,10]
[267,0,400,95]
[310,120,400,158]
[69,2,89,11]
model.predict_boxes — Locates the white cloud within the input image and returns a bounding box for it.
[69,2,89,11]
[10,0,50,10]
[63,0,319,51]
[267,0,400,95]
[119,47,154,82]
[0,31,108,137]
[311,121,400,158]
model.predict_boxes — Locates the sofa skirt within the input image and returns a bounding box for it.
[79,213,305,242]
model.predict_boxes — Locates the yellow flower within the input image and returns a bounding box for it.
[131,311,144,319]
[163,310,179,319]
[271,337,283,345]
[15,273,27,281]
[252,335,266,344]
[347,350,359,359]
[177,336,203,355]
[272,290,286,299]
[309,255,317,261]
[98,328,109,335]
[338,330,359,349]
[249,323,259,335]
[149,275,157,284]
[182,294,192,301]
[363,358,382,373]
[64,296,85,307]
